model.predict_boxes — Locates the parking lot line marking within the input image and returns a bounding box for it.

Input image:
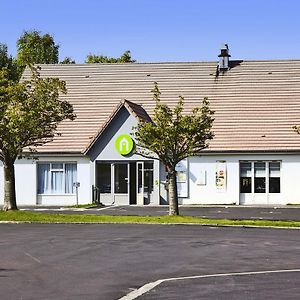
[119,269,300,300]
[96,205,120,211]
[119,280,163,300]
[24,252,41,264]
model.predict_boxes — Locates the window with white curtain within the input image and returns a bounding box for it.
[37,163,77,194]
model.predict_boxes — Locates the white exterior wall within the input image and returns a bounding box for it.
[0,156,91,206]
[15,159,37,205]
[1,153,300,206]
[281,155,300,204]
[184,155,239,205]
[181,154,300,205]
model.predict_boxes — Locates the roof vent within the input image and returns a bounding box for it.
[218,44,231,72]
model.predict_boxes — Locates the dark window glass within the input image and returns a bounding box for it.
[254,162,266,193]
[269,162,280,193]
[138,163,143,193]
[240,162,251,193]
[96,163,111,193]
[144,162,154,193]
[114,164,128,194]
[254,177,266,193]
[240,177,252,193]
[269,178,280,193]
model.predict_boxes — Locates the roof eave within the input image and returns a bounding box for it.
[198,149,300,155]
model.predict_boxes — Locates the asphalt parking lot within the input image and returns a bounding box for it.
[20,205,300,221]
[0,224,299,299]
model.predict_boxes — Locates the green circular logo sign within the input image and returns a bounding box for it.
[115,134,134,155]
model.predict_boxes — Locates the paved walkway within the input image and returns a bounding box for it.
[18,205,300,221]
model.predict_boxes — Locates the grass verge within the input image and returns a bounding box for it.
[0,211,299,228]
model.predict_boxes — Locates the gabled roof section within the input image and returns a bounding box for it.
[84,99,151,154]
[123,99,152,123]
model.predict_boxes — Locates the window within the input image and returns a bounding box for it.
[240,162,252,193]
[38,163,77,194]
[254,162,266,193]
[144,161,154,194]
[96,163,111,193]
[269,162,280,193]
[114,164,128,194]
[240,161,280,194]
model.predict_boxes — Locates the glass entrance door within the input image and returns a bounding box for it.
[113,163,129,205]
[137,161,154,205]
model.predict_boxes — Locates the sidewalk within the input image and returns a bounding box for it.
[14,205,300,221]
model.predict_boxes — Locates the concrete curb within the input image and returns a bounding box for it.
[0,220,299,229]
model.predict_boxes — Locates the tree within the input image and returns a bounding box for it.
[133,83,214,216]
[17,30,59,67]
[85,50,135,63]
[0,61,76,210]
[0,43,20,82]
[60,57,76,64]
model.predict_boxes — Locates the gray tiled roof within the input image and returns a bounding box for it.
[23,60,300,153]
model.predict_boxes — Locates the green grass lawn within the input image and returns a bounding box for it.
[0,211,299,228]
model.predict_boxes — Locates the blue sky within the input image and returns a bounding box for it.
[1,0,300,63]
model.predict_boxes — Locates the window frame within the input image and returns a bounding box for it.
[254,162,266,193]
[37,162,77,195]
[268,162,281,193]
[96,162,112,194]
[240,162,252,193]
[239,161,281,194]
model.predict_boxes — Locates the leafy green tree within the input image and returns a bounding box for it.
[0,43,20,81]
[60,57,76,64]
[133,83,214,215]
[17,30,59,67]
[0,61,76,210]
[86,50,135,63]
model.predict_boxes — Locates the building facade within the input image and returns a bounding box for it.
[1,47,300,206]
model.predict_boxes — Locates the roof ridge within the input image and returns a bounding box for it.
[36,59,300,67]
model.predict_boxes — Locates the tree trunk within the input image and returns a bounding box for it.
[168,170,179,216]
[3,158,18,211]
